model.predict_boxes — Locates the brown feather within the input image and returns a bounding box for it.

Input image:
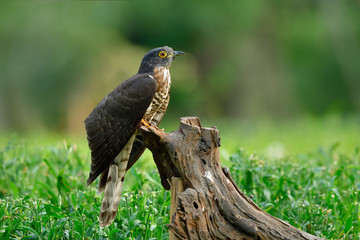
[85,74,157,186]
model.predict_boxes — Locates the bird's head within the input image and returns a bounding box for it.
[138,46,185,73]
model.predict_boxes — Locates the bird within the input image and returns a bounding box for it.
[84,46,185,227]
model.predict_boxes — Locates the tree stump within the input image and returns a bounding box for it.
[138,117,325,240]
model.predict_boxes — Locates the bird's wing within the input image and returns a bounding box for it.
[85,74,157,186]
[96,134,145,193]
[126,134,146,171]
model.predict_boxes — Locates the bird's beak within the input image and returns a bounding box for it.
[174,51,185,56]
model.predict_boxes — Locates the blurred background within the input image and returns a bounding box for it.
[0,1,359,156]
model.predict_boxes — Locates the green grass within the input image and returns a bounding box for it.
[0,138,170,239]
[1,116,359,239]
[229,146,359,239]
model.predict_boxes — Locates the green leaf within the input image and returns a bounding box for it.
[344,216,353,233]
[54,218,69,227]
[16,225,42,239]
[43,157,58,178]
[8,181,19,198]
[263,189,271,201]
[35,181,57,202]
[143,171,162,188]
[109,228,121,235]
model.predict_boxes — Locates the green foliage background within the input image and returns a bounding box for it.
[0,1,359,132]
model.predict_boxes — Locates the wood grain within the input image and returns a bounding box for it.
[138,117,325,240]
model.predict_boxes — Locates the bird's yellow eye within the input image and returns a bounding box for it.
[159,50,167,58]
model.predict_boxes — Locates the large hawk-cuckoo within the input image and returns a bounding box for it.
[85,46,184,227]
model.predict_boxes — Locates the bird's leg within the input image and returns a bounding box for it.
[140,119,161,132]
[140,119,152,128]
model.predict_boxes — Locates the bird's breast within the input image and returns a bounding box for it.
[143,67,171,124]
[153,67,171,93]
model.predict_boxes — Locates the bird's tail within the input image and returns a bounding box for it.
[99,164,124,227]
[99,133,136,227]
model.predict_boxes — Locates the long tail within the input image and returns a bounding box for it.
[99,133,136,227]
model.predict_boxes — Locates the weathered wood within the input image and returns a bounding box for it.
[169,177,184,240]
[138,117,325,240]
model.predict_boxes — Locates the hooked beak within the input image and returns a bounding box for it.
[174,51,185,56]
[166,50,185,64]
